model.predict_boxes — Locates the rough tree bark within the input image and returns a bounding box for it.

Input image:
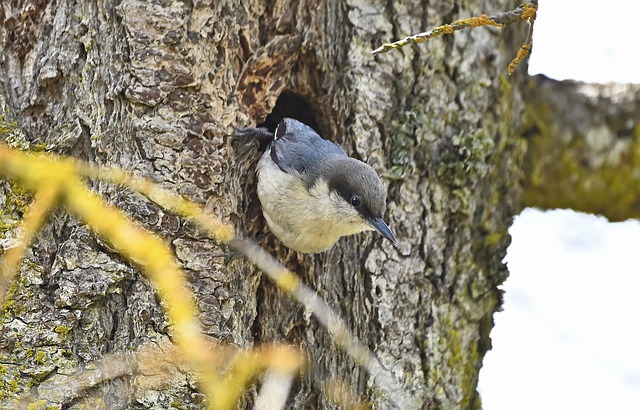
[0,0,604,409]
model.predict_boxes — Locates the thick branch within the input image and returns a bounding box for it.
[523,75,640,221]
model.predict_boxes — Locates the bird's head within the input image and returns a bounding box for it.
[311,157,397,244]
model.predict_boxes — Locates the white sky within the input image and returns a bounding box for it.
[479,1,640,409]
[527,1,640,83]
[480,210,640,409]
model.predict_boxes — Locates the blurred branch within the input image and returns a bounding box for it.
[324,378,370,410]
[0,138,415,407]
[11,342,304,409]
[254,370,295,410]
[0,144,221,405]
[78,164,235,242]
[84,161,416,406]
[522,76,640,220]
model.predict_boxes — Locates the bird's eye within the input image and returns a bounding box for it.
[350,195,361,208]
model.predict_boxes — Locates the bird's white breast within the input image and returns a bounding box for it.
[256,150,371,253]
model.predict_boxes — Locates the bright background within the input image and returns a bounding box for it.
[478,1,640,409]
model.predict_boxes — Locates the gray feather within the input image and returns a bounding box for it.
[270,118,347,180]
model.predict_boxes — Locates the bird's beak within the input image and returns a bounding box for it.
[367,217,397,244]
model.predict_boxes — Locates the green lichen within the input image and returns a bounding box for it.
[0,114,18,135]
[26,400,56,410]
[1,110,34,253]
[7,181,30,214]
[170,400,186,409]
[445,327,479,410]
[54,325,72,335]
[8,378,19,390]
[421,312,484,410]
[388,112,418,180]
[35,350,46,364]
[1,378,20,400]
[0,181,31,242]
[0,112,48,405]
[435,128,495,217]
[466,72,525,286]
[1,268,28,322]
[29,143,48,152]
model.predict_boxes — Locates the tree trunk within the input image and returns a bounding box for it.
[1,0,530,408]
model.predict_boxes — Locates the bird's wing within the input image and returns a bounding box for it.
[270,118,347,175]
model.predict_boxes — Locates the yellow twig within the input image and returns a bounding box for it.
[62,174,221,398]
[76,162,412,403]
[0,146,219,407]
[79,163,411,403]
[508,3,537,75]
[11,341,303,409]
[214,345,303,410]
[76,164,235,243]
[372,14,502,55]
[325,378,371,410]
[0,143,415,407]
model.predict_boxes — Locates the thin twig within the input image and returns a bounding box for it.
[372,1,538,74]
[508,5,537,75]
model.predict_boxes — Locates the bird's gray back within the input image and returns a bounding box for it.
[270,118,347,180]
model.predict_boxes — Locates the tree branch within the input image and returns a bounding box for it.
[372,1,538,74]
[522,75,640,221]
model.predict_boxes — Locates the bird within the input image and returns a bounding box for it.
[250,117,396,254]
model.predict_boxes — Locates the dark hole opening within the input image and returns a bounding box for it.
[258,91,320,134]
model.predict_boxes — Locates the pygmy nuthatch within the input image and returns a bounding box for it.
[253,118,396,253]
